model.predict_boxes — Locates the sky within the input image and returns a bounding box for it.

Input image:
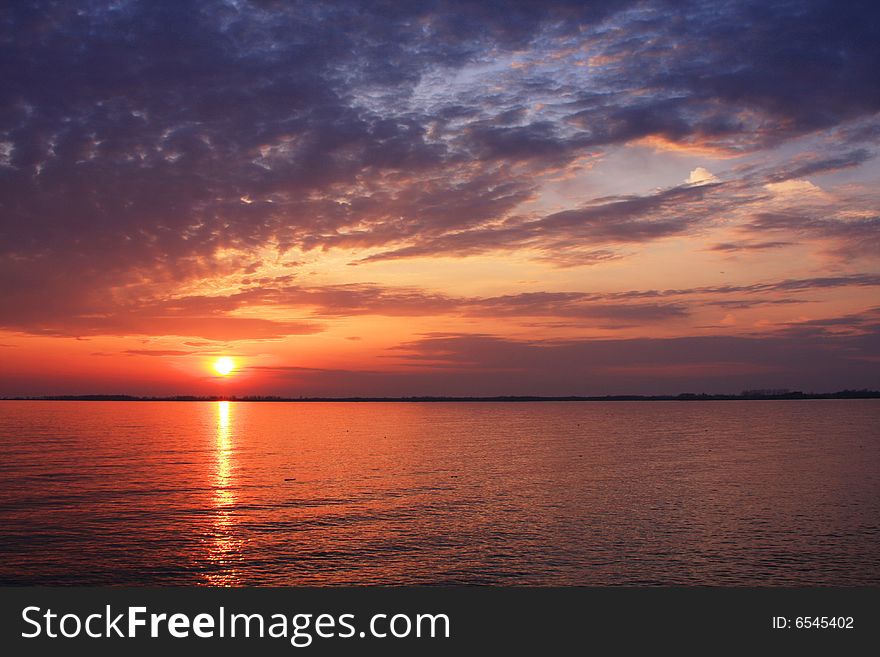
[0,0,878,396]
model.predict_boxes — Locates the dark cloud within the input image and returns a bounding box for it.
[579,0,880,150]
[463,120,593,165]
[703,298,804,310]
[776,307,880,338]
[1,0,878,340]
[239,325,880,396]
[744,212,880,259]
[359,182,728,263]
[123,349,195,357]
[601,274,880,301]
[0,274,324,339]
[766,149,876,183]
[0,1,639,276]
[708,241,793,252]
[4,271,879,339]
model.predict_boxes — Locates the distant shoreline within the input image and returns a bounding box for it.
[2,390,879,402]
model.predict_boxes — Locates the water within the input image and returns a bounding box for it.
[0,400,878,586]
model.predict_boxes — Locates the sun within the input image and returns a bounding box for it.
[213,357,236,376]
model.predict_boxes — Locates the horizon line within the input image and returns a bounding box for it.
[3,389,879,402]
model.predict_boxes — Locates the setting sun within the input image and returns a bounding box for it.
[213,357,235,376]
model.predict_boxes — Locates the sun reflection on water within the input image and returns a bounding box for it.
[204,400,243,585]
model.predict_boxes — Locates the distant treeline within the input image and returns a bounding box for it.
[3,389,880,402]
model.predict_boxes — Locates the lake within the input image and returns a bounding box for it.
[0,400,878,585]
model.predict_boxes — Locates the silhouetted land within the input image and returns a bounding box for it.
[3,389,879,402]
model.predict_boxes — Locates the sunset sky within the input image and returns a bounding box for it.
[1,0,878,396]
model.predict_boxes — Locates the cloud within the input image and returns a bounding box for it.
[764,179,823,196]
[606,273,880,299]
[708,240,793,252]
[358,181,727,264]
[0,0,878,356]
[123,349,195,357]
[766,148,876,182]
[685,167,719,185]
[743,212,880,260]
[7,270,879,340]
[242,326,880,396]
[0,271,324,339]
[776,307,880,338]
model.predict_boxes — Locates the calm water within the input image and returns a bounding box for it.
[0,400,878,586]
